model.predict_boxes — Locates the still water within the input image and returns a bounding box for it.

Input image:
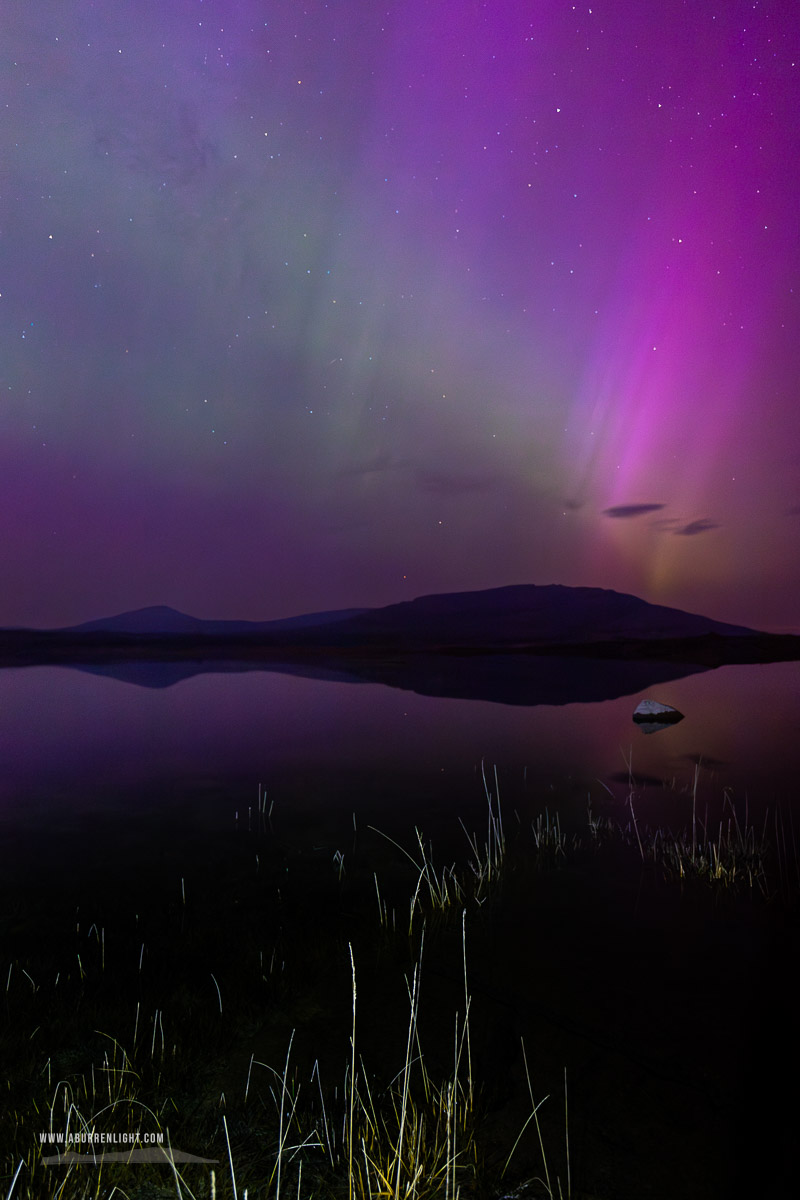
[0,656,797,850]
[1,655,797,1198]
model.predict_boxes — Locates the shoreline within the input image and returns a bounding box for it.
[0,629,799,669]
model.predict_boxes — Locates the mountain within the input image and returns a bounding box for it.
[296,584,759,647]
[6,577,795,702]
[64,605,368,636]
[1,585,797,678]
[59,586,758,645]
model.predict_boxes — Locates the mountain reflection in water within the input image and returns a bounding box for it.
[69,651,707,706]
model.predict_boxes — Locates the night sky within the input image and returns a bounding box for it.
[3,0,799,631]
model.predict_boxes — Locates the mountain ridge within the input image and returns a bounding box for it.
[2,585,798,678]
[315,584,758,644]
[38,583,760,644]
[63,605,369,636]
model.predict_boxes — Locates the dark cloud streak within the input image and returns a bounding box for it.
[602,504,666,519]
[674,519,720,536]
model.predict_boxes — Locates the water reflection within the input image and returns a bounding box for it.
[71,651,705,705]
[1,656,794,1200]
[0,658,797,842]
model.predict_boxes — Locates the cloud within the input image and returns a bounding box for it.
[414,470,500,498]
[602,503,666,519]
[674,518,720,536]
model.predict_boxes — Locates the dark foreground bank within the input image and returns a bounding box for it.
[0,768,797,1200]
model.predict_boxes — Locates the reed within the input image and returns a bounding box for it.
[211,921,517,1200]
[591,765,781,895]
[2,767,793,1199]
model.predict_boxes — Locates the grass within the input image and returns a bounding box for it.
[369,761,509,936]
[224,918,570,1200]
[370,762,575,938]
[589,765,788,897]
[1,762,794,1199]
[339,925,479,1200]
[3,934,565,1200]
[0,802,567,1200]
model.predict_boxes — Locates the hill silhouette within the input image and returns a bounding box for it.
[56,585,757,645]
[65,604,367,636]
[299,584,758,647]
[1,585,797,692]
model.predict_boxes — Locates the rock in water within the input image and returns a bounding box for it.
[632,699,684,724]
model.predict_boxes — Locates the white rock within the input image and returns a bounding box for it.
[633,699,684,722]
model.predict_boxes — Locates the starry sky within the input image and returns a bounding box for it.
[2,0,799,631]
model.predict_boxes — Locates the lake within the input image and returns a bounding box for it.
[1,655,798,846]
[1,655,798,1199]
